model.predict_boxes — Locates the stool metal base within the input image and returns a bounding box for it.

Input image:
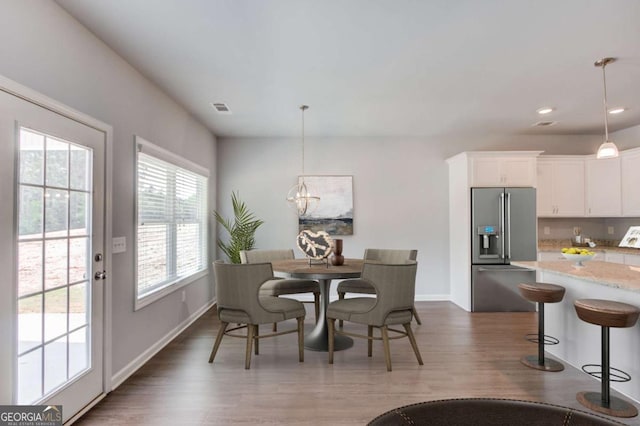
[520,355,564,372]
[577,391,638,418]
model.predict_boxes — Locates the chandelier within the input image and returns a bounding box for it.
[286,105,319,215]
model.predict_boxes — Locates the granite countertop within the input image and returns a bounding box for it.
[538,239,640,255]
[512,260,640,293]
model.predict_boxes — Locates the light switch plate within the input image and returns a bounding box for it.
[608,226,614,235]
[112,236,126,254]
[543,226,550,235]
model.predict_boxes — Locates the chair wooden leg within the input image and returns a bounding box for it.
[338,292,345,328]
[403,323,424,366]
[381,325,392,372]
[209,321,228,363]
[313,293,320,324]
[328,318,336,364]
[412,304,422,325]
[245,323,255,370]
[254,325,259,355]
[368,325,373,357]
[297,317,304,363]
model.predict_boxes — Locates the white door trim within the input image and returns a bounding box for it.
[0,74,114,398]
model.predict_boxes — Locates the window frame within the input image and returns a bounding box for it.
[134,136,209,310]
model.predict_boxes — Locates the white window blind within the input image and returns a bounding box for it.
[135,138,208,304]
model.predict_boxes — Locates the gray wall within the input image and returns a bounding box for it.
[0,2,216,376]
[217,133,618,299]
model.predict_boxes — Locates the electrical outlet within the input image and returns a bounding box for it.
[543,226,550,235]
[608,226,614,235]
[181,290,186,302]
[112,237,126,254]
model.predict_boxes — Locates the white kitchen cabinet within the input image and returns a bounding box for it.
[621,148,640,216]
[605,252,625,264]
[470,153,540,187]
[585,156,622,217]
[537,157,585,217]
[624,254,640,267]
[538,251,563,261]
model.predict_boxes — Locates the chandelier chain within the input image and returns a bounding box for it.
[602,62,609,141]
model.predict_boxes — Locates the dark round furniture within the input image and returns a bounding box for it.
[368,398,627,425]
[518,282,566,372]
[574,299,640,418]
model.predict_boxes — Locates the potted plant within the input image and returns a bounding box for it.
[214,191,264,263]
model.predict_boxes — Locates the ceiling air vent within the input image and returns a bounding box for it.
[210,102,232,114]
[532,121,557,127]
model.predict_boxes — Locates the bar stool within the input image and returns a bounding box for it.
[518,282,565,372]
[574,299,640,418]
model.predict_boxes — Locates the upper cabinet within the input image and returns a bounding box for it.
[585,156,621,216]
[469,152,541,187]
[537,157,585,217]
[621,148,640,216]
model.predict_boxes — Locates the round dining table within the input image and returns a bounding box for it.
[271,258,363,351]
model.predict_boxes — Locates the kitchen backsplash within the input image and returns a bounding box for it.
[538,217,640,242]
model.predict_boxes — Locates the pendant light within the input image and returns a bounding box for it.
[286,105,319,215]
[595,57,619,159]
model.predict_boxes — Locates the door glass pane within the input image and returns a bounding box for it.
[17,348,42,404]
[19,186,43,238]
[45,189,69,238]
[69,238,88,284]
[69,282,88,330]
[44,335,68,394]
[45,138,68,188]
[45,239,68,290]
[18,294,42,354]
[19,129,44,185]
[69,327,88,378]
[44,287,67,342]
[69,191,89,237]
[18,241,43,297]
[70,144,90,191]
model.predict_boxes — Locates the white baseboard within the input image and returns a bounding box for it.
[110,299,215,390]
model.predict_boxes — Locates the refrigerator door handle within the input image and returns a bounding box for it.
[499,193,505,259]
[477,267,532,272]
[506,192,511,260]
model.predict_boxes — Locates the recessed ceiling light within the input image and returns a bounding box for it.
[608,107,626,114]
[536,107,555,115]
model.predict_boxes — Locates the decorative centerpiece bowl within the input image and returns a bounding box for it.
[561,252,595,267]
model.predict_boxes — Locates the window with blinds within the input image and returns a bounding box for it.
[135,137,208,307]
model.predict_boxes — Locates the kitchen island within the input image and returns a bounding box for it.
[512,260,640,405]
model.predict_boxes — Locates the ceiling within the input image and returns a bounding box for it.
[56,0,640,139]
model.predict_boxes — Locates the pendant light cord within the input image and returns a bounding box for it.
[602,63,609,141]
[300,105,308,176]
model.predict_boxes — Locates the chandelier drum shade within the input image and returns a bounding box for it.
[287,105,319,215]
[595,57,619,160]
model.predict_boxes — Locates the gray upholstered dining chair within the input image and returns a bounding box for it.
[336,249,421,326]
[209,260,305,369]
[240,249,320,330]
[327,260,423,372]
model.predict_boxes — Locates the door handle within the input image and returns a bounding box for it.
[94,270,107,280]
[499,193,505,259]
[477,268,532,272]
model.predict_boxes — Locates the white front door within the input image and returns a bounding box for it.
[0,88,105,423]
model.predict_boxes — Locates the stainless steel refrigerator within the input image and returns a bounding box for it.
[471,187,537,312]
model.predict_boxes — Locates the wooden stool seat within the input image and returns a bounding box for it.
[574,299,640,328]
[518,282,565,303]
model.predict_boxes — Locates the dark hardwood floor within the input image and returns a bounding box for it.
[75,302,640,425]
